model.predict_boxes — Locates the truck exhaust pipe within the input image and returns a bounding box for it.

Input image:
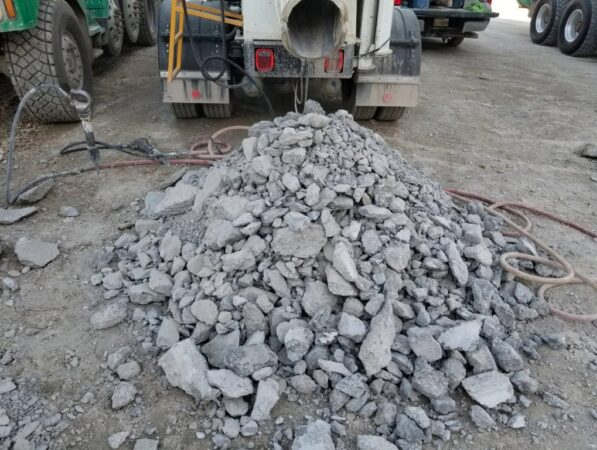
[280,0,347,60]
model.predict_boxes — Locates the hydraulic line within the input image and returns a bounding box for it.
[446,189,597,322]
[180,0,274,117]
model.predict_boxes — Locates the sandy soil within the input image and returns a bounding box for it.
[1,0,596,448]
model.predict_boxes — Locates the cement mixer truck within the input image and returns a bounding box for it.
[158,0,422,120]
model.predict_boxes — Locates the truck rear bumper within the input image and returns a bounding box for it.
[159,71,230,104]
[354,75,420,108]
[413,7,498,39]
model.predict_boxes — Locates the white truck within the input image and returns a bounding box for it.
[157,0,422,120]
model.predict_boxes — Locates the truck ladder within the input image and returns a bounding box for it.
[167,0,243,82]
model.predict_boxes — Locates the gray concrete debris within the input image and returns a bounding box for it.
[155,183,197,216]
[445,241,468,286]
[225,344,278,377]
[0,207,37,224]
[491,339,525,372]
[16,179,54,204]
[133,439,159,450]
[90,298,128,330]
[357,435,398,450]
[59,206,80,217]
[338,313,367,342]
[116,361,141,380]
[108,431,129,449]
[407,327,443,363]
[542,392,569,409]
[158,339,218,400]
[207,369,254,398]
[251,378,280,421]
[111,382,137,409]
[156,318,180,349]
[302,280,338,317]
[412,359,449,400]
[359,301,395,377]
[14,237,59,267]
[462,371,515,408]
[395,413,425,443]
[272,224,327,258]
[438,320,482,352]
[93,103,554,448]
[292,420,335,450]
[470,405,496,429]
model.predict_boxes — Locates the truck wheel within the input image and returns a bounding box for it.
[137,0,160,46]
[352,106,377,121]
[203,103,232,119]
[530,0,567,45]
[3,0,93,123]
[445,36,465,47]
[123,0,141,44]
[105,0,125,56]
[558,0,597,55]
[375,107,405,121]
[172,103,200,119]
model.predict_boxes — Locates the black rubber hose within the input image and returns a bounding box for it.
[180,0,274,117]
[5,84,70,206]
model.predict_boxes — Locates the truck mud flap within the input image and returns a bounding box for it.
[354,7,421,107]
[158,0,230,104]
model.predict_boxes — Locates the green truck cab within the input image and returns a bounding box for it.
[0,0,159,122]
[0,0,108,32]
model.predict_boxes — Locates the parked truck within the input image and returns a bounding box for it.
[0,0,160,122]
[409,0,499,47]
[158,0,422,121]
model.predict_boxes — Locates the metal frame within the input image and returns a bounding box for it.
[167,0,243,82]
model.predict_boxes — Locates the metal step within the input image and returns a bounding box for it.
[92,48,104,59]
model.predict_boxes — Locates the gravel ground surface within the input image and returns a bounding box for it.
[1,1,596,449]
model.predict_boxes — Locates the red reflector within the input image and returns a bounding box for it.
[255,48,275,72]
[394,0,402,5]
[191,89,201,99]
[324,50,344,73]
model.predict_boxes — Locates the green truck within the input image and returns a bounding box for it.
[0,0,159,122]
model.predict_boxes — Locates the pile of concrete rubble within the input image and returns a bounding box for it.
[90,102,556,449]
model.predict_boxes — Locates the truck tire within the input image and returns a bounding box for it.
[172,103,200,119]
[105,0,125,56]
[203,103,233,119]
[445,36,465,47]
[122,0,141,44]
[352,106,377,121]
[3,0,93,123]
[375,107,405,121]
[530,0,567,45]
[558,0,597,55]
[137,0,160,46]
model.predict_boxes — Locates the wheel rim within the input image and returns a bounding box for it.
[564,9,584,43]
[123,0,141,42]
[61,31,84,89]
[535,3,551,34]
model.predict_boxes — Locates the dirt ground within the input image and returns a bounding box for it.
[1,0,596,448]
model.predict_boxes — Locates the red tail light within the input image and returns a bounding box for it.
[255,48,275,72]
[324,50,344,73]
[394,0,402,5]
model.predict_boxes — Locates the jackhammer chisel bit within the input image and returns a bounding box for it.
[70,90,101,169]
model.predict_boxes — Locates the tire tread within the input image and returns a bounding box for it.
[203,103,232,119]
[3,0,86,122]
